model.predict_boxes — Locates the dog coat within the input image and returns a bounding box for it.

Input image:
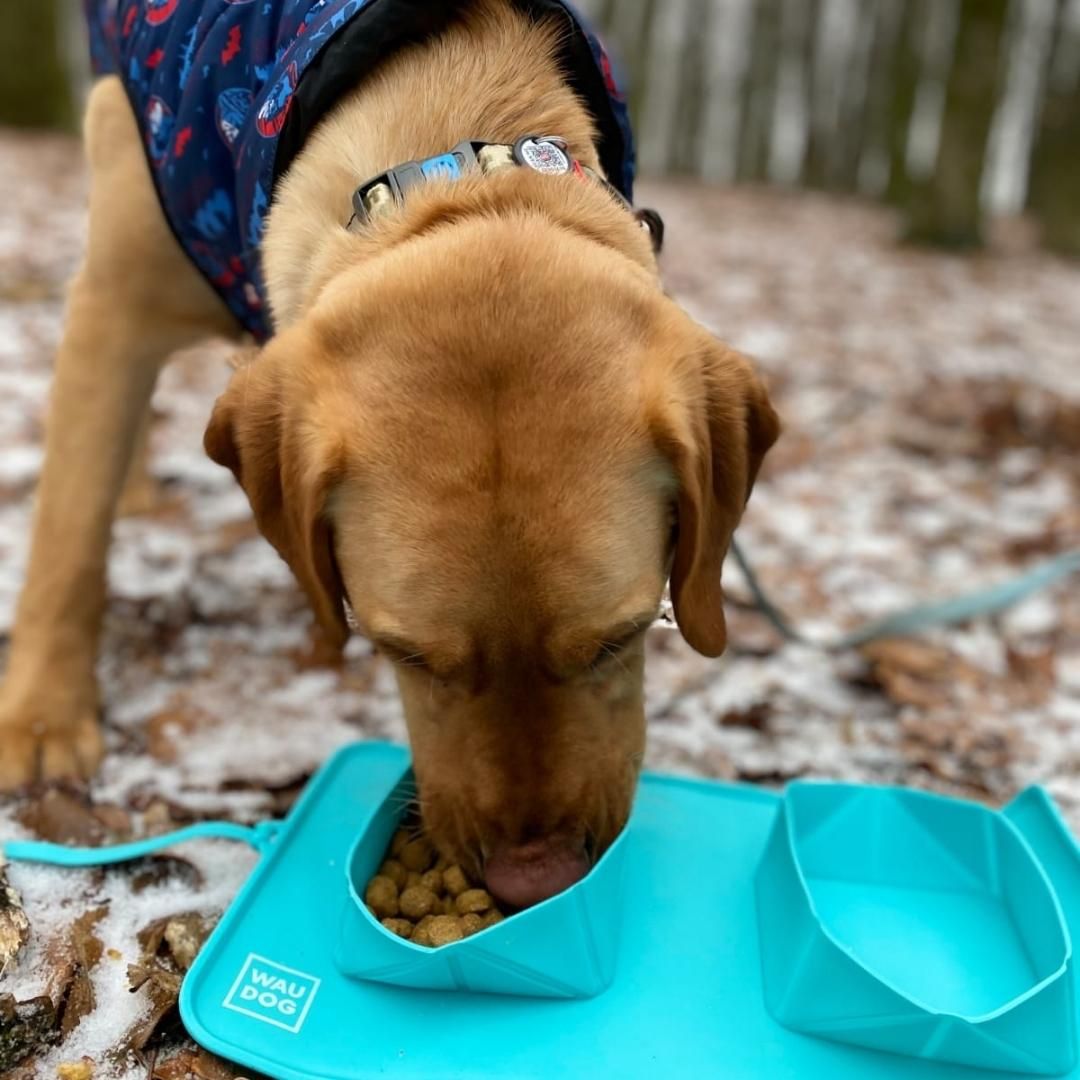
[84,0,635,340]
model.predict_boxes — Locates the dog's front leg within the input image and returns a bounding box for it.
[0,77,235,788]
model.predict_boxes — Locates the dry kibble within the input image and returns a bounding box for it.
[365,875,399,918]
[400,885,438,920]
[400,837,434,872]
[365,820,508,949]
[442,865,469,896]
[427,915,465,946]
[456,888,493,915]
[379,858,408,889]
[460,913,484,937]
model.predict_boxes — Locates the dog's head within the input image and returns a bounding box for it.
[205,207,778,907]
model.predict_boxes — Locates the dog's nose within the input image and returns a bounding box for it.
[483,838,590,909]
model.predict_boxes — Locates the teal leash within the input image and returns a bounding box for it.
[729,539,1080,651]
[3,819,282,867]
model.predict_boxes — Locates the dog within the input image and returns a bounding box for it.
[0,0,779,907]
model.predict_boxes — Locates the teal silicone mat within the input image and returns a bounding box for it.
[179,742,1080,1079]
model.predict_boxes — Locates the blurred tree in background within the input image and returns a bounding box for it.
[583,0,1080,256]
[1029,0,1080,255]
[0,0,77,131]
[903,0,1009,248]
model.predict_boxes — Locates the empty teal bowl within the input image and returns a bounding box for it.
[334,767,628,998]
[755,782,1077,1075]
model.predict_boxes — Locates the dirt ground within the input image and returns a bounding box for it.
[1,129,1078,1077]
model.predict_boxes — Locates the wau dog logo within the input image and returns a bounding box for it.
[223,954,320,1033]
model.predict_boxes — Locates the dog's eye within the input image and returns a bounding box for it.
[375,638,431,673]
[588,630,642,671]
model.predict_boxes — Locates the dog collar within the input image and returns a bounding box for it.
[348,134,662,251]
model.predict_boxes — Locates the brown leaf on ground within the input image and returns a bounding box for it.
[163,914,213,971]
[89,803,133,838]
[127,857,205,895]
[0,868,31,969]
[0,994,57,1072]
[899,711,1021,795]
[58,908,107,1038]
[145,707,211,764]
[718,703,773,730]
[858,638,987,710]
[16,790,110,848]
[134,912,214,972]
[115,966,181,1056]
[153,1046,247,1080]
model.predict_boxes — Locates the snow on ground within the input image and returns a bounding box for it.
[0,132,1078,1076]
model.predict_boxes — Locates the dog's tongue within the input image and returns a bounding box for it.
[484,840,590,909]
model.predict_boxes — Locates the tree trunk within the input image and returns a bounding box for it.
[738,0,784,182]
[856,0,907,196]
[672,0,713,173]
[0,0,76,131]
[1028,1,1080,256]
[903,0,1009,248]
[830,0,880,190]
[884,0,924,206]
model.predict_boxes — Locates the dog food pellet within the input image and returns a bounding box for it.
[365,875,399,918]
[399,885,438,920]
[365,819,508,948]
[459,913,484,937]
[427,915,465,946]
[400,837,435,872]
[442,865,469,896]
[379,858,409,889]
[456,888,493,915]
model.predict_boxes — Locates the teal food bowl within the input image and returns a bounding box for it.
[334,767,628,998]
[755,782,1078,1075]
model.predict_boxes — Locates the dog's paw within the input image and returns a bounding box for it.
[0,692,103,791]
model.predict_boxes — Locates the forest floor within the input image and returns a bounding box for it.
[1,129,1079,1078]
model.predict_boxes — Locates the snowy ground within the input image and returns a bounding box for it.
[0,130,1078,1077]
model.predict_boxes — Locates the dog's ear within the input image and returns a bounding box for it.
[204,341,350,649]
[649,323,780,657]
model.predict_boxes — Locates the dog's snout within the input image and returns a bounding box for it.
[483,837,590,909]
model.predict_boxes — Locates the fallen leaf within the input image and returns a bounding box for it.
[718,703,772,730]
[145,707,206,764]
[126,856,204,895]
[0,868,31,969]
[17,791,108,848]
[153,1046,246,1079]
[59,908,107,1038]
[0,994,57,1072]
[116,964,182,1055]
[90,804,132,837]
[162,914,213,971]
